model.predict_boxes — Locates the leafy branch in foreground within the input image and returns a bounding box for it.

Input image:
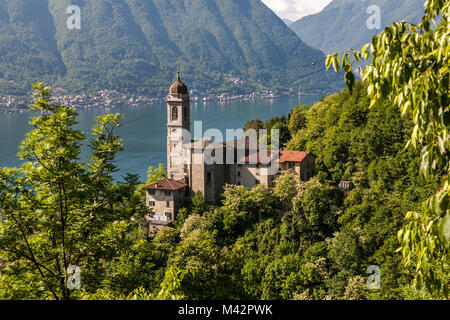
[0,83,149,299]
[326,0,449,297]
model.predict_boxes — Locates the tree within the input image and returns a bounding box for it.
[288,104,308,135]
[244,118,264,135]
[80,266,190,300]
[143,164,167,186]
[0,83,148,299]
[244,116,291,147]
[137,163,168,198]
[343,276,366,300]
[190,191,210,216]
[294,180,340,241]
[168,226,221,299]
[273,171,300,211]
[327,0,449,297]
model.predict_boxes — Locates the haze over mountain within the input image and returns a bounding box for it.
[290,0,426,54]
[0,0,342,97]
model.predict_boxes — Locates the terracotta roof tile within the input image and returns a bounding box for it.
[238,150,312,164]
[145,179,187,191]
[239,149,275,164]
[278,151,310,163]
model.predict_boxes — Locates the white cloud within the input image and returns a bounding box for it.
[262,0,333,21]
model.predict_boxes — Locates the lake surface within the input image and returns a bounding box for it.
[0,95,320,180]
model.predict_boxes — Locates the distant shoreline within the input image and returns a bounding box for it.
[0,91,319,114]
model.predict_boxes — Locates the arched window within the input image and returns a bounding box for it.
[171,106,178,121]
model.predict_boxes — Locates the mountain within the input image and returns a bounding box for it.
[289,0,426,54]
[0,0,342,97]
[282,18,293,26]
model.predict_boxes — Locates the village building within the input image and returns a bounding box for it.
[144,179,188,234]
[144,73,316,234]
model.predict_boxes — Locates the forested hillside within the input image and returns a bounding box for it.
[135,82,437,300]
[290,0,426,54]
[1,0,448,300]
[1,82,440,299]
[0,0,341,96]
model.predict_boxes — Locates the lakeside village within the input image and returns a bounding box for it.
[0,82,307,113]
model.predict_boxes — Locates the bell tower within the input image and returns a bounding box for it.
[167,71,190,181]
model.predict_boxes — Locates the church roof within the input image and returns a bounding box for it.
[278,151,311,163]
[224,138,258,151]
[188,140,224,150]
[183,138,313,164]
[239,150,312,164]
[145,179,187,191]
[239,149,275,164]
[169,71,189,95]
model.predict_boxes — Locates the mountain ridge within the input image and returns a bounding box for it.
[290,0,426,54]
[0,0,342,97]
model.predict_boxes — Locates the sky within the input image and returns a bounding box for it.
[261,0,333,21]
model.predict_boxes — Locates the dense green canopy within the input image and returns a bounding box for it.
[1,82,440,299]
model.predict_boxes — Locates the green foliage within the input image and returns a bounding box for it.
[156,266,190,300]
[295,180,341,241]
[288,105,308,134]
[244,114,292,147]
[244,118,264,134]
[190,191,211,216]
[80,266,189,300]
[0,78,440,300]
[327,0,450,298]
[0,83,149,299]
[134,81,435,300]
[145,164,167,186]
[137,163,167,197]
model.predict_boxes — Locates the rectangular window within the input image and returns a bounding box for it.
[165,212,172,221]
[149,201,156,207]
[166,201,170,208]
[289,162,295,169]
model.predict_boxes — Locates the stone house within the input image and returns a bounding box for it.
[144,178,188,235]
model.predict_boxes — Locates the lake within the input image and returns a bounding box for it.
[0,95,320,180]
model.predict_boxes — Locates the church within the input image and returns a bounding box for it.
[144,73,316,234]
